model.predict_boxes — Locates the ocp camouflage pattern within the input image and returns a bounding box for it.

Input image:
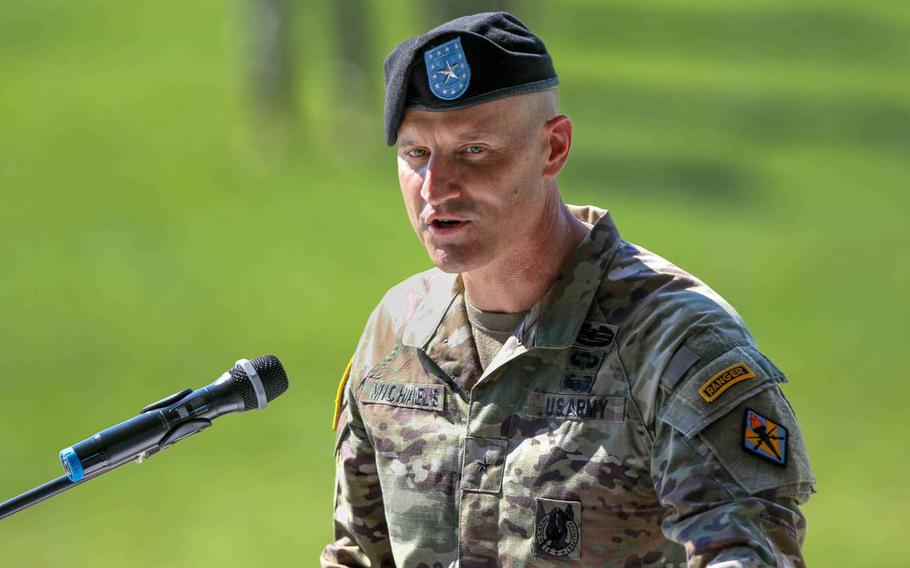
[322,206,816,567]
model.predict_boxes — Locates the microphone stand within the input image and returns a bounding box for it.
[0,455,135,520]
[2,414,213,520]
[1,417,210,521]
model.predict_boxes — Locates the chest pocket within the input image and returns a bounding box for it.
[505,352,653,500]
[355,355,464,507]
[514,345,644,460]
[356,342,453,421]
[356,374,456,448]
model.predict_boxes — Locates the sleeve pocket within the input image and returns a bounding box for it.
[695,388,817,496]
[658,345,785,438]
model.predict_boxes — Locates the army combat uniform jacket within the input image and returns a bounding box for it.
[323,206,816,568]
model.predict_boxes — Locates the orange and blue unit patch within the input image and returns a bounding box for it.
[742,408,788,466]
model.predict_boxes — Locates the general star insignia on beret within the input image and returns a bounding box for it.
[742,408,788,466]
[424,37,471,100]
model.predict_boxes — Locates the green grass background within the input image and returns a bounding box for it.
[1,0,908,565]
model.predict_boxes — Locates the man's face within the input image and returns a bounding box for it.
[396,95,551,274]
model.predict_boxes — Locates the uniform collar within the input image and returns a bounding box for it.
[531,205,622,348]
[401,271,460,349]
[401,205,622,351]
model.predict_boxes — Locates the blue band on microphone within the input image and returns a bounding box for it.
[59,447,84,482]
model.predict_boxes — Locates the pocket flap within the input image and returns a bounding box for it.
[659,345,785,438]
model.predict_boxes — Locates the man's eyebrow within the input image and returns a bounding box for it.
[397,130,504,148]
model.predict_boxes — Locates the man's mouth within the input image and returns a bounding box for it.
[427,218,470,235]
[432,219,463,228]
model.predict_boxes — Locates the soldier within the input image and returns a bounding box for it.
[323,12,815,568]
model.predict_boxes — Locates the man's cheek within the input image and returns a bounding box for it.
[409,201,424,231]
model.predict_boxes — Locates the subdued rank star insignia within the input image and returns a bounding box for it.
[437,60,461,83]
[742,408,788,466]
[475,457,490,475]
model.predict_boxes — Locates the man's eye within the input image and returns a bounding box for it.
[464,145,485,155]
[406,148,428,158]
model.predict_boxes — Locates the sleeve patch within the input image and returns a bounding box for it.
[697,388,816,495]
[332,356,354,432]
[699,362,757,403]
[659,345,784,438]
[743,408,788,466]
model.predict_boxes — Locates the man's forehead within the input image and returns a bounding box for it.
[397,97,526,144]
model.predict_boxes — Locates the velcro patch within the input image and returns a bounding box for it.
[699,362,756,403]
[567,348,604,373]
[534,498,582,559]
[361,378,445,412]
[560,372,596,394]
[527,392,624,422]
[461,437,509,493]
[576,320,616,348]
[560,348,605,394]
[743,408,788,466]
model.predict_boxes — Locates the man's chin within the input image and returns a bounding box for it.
[425,245,482,274]
[428,254,470,274]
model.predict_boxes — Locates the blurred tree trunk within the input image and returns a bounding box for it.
[246,0,296,150]
[334,0,370,112]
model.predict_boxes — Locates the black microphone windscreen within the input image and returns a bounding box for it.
[230,355,289,410]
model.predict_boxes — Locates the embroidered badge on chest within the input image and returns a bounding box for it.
[742,408,788,466]
[576,320,616,348]
[424,37,471,100]
[534,498,581,559]
[561,348,605,393]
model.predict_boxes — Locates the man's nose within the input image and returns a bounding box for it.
[420,155,461,205]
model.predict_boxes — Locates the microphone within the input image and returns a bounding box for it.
[58,354,289,482]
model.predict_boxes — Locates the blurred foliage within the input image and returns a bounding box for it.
[1,0,908,565]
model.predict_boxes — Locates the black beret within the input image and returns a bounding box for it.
[383,12,559,145]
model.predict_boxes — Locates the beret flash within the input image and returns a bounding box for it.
[383,12,559,145]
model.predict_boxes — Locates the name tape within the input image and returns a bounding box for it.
[527,392,625,422]
[361,378,445,412]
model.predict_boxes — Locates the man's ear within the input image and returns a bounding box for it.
[542,114,572,179]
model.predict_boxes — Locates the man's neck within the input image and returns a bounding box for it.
[462,200,589,313]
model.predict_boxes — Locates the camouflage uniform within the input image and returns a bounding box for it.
[323,205,815,567]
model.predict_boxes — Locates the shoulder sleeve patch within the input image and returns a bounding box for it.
[699,362,757,403]
[332,356,354,432]
[697,387,816,496]
[659,345,785,438]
